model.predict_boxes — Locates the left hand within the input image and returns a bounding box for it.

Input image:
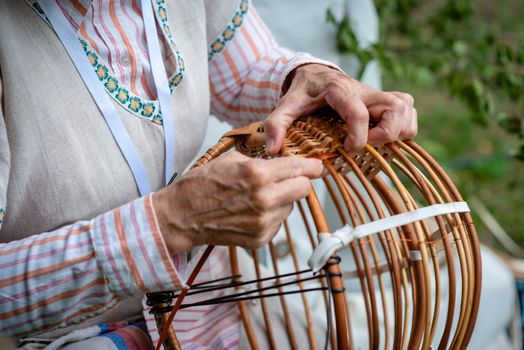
[264,63,418,155]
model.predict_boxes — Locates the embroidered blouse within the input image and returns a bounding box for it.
[0,0,336,348]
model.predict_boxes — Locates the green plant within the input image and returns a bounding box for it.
[327,0,524,245]
[327,0,524,159]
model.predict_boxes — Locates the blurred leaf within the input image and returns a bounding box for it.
[499,115,523,136]
[326,8,336,25]
[517,44,524,64]
[452,41,469,57]
[496,43,515,65]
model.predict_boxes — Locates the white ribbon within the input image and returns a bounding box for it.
[39,0,177,195]
[140,0,176,185]
[308,201,470,272]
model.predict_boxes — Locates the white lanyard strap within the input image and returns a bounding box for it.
[141,0,176,185]
[39,0,177,195]
[308,201,471,271]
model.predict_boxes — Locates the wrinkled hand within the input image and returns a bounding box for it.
[154,152,324,254]
[265,64,418,155]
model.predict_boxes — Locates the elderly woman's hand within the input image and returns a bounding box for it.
[264,64,418,155]
[153,151,324,254]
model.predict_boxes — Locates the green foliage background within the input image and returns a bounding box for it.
[329,0,524,247]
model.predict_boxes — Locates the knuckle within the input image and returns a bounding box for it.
[395,92,415,106]
[406,126,418,139]
[408,130,417,139]
[326,79,344,92]
[251,191,271,211]
[404,110,418,139]
[371,128,393,144]
[224,151,244,163]
[382,127,397,143]
[390,97,407,114]
[253,214,271,233]
[335,71,349,80]
[263,117,278,132]
[352,110,369,123]
[241,161,265,185]
[297,177,312,196]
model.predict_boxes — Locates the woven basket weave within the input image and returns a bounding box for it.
[148,110,481,350]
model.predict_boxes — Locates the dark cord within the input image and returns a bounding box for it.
[172,268,321,298]
[190,274,242,288]
[324,264,333,350]
[179,287,328,308]
[146,252,343,350]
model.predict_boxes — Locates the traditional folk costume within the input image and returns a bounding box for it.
[0,0,336,348]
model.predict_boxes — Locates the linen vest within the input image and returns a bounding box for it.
[0,0,241,336]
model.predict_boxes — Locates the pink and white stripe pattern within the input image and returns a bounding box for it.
[2,0,341,346]
[0,195,185,338]
[53,0,175,100]
[144,247,241,350]
[209,5,338,126]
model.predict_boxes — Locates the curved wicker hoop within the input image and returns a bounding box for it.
[147,110,481,350]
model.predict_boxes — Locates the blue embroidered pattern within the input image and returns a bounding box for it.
[26,0,188,125]
[0,207,5,226]
[81,40,162,124]
[155,0,186,92]
[208,0,250,60]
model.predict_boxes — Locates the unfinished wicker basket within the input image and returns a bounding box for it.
[147,109,481,350]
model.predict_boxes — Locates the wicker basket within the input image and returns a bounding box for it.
[147,110,481,350]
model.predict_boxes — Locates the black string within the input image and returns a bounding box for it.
[149,272,328,314]
[147,254,343,350]
[179,287,328,308]
[184,273,325,304]
[172,268,320,298]
[324,264,333,350]
[190,274,242,288]
[147,269,325,313]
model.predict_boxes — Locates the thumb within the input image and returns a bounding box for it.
[264,93,308,155]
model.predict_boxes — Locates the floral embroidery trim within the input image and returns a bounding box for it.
[0,208,5,226]
[81,40,163,124]
[208,0,249,61]
[154,0,186,93]
[26,0,188,125]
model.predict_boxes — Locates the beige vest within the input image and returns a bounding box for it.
[0,0,241,337]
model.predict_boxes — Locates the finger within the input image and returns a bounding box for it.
[260,176,312,209]
[239,156,323,189]
[400,107,418,140]
[264,92,306,156]
[325,86,370,151]
[364,91,415,144]
[367,110,403,145]
[360,88,401,109]
[263,157,324,182]
[388,91,415,107]
[204,204,293,248]
[265,82,327,156]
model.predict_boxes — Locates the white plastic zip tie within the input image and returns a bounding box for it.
[308,201,470,272]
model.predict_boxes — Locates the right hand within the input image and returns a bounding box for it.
[153,151,324,254]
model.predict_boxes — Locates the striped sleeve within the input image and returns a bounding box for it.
[208,1,340,126]
[0,194,185,338]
